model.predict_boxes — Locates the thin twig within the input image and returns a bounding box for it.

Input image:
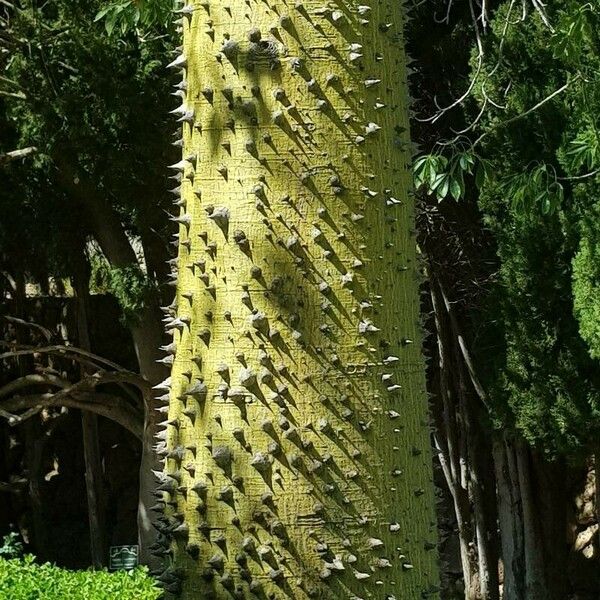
[471,77,577,148]
[558,169,600,181]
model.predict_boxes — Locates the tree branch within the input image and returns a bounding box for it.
[0,374,70,399]
[472,76,577,148]
[0,343,130,373]
[0,146,36,164]
[2,315,53,340]
[1,392,143,439]
[437,280,491,412]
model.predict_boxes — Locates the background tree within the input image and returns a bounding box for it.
[0,0,175,564]
[411,1,600,598]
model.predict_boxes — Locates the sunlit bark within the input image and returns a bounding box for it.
[159,1,439,598]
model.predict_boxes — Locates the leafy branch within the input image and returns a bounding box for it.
[414,149,489,202]
[94,0,172,35]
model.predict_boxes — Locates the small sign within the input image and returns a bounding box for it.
[109,545,139,571]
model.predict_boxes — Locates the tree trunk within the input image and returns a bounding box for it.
[12,272,48,559]
[81,412,105,567]
[516,439,547,600]
[495,434,567,600]
[530,450,567,600]
[457,368,499,600]
[161,2,439,598]
[493,434,525,600]
[74,265,106,568]
[429,284,475,598]
[596,447,600,561]
[53,152,168,566]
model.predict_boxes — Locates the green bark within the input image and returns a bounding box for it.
[159,1,439,598]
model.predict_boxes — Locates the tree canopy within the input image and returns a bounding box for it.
[0,0,174,319]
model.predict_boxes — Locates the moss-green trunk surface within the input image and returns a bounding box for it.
[163,1,439,598]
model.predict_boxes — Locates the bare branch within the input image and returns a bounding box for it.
[417,55,484,124]
[559,169,600,182]
[471,76,577,148]
[0,146,36,164]
[0,343,130,373]
[0,479,27,494]
[437,281,491,413]
[530,0,553,31]
[468,0,484,57]
[3,315,53,340]
[53,370,151,398]
[0,90,26,99]
[0,406,20,424]
[0,74,19,87]
[0,374,69,399]
[1,392,143,439]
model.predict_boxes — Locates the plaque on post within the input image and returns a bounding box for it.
[109,545,139,571]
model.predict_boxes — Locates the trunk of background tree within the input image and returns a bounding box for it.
[494,434,525,600]
[54,153,169,565]
[73,263,106,568]
[429,283,476,597]
[596,447,600,561]
[459,374,499,600]
[159,0,439,598]
[11,272,48,560]
[428,277,501,600]
[494,434,568,600]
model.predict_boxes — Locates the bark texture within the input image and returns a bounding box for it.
[161,1,439,598]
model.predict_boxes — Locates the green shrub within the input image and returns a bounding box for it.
[0,556,162,600]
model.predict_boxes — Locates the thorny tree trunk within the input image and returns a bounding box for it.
[158,0,439,598]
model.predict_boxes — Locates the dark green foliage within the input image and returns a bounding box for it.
[95,0,172,35]
[571,191,600,360]
[0,556,161,600]
[412,1,600,455]
[91,257,157,323]
[469,1,600,454]
[0,0,174,308]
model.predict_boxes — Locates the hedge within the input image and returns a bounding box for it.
[0,556,161,600]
